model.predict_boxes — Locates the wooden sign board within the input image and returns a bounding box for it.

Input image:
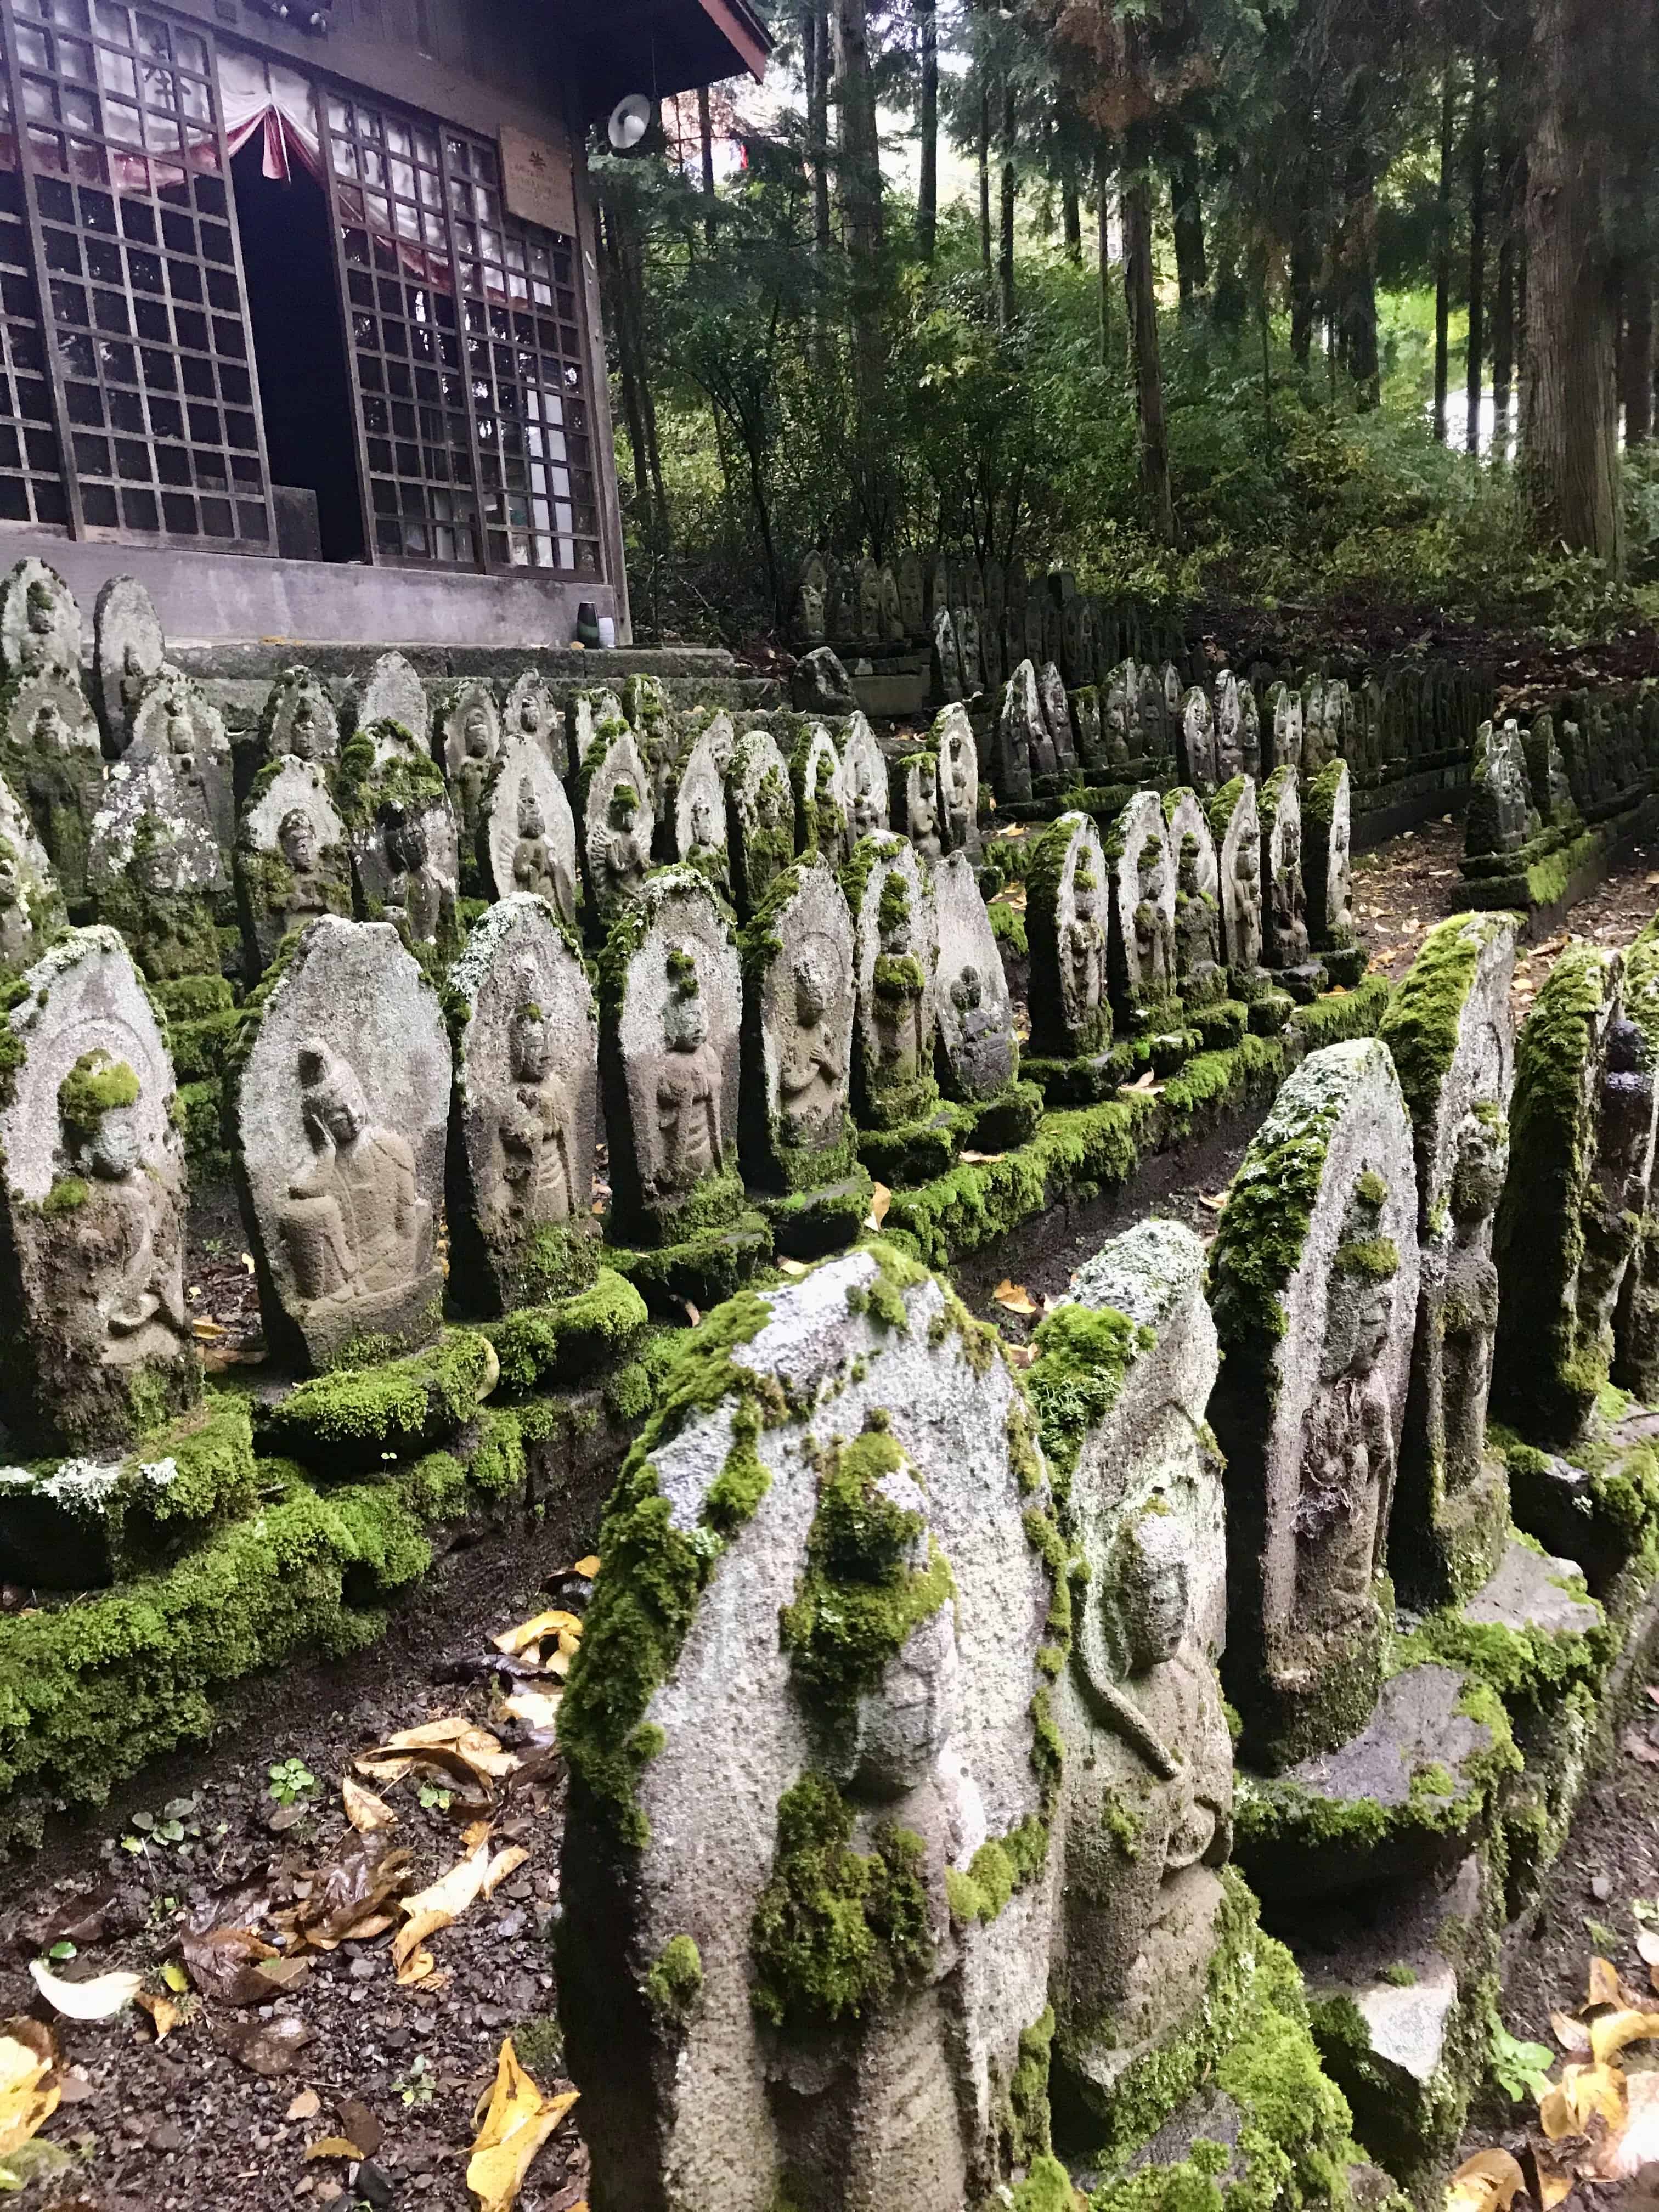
[500,122,577,240]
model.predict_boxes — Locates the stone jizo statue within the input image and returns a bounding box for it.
[279,1038,433,1319]
[778,941,847,1148]
[648,953,725,1200]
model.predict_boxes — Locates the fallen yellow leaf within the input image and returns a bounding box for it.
[1537,2168,1572,2211]
[466,2038,578,2212]
[1444,2146,1524,2212]
[0,2020,59,2159]
[992,1279,1041,1317]
[306,2135,366,2162]
[777,1257,810,1277]
[1540,2061,1626,2141]
[867,1182,891,1231]
[357,1716,517,1788]
[342,1775,398,1833]
[1587,1957,1626,2009]
[393,1839,493,1976]
[491,1611,583,1659]
[573,1556,600,1578]
[1590,2006,1659,2064]
[134,1990,180,2041]
[483,1845,529,1899]
[960,1150,1007,1164]
[1584,2066,1659,2180]
[161,1960,189,1995]
[504,1687,562,1732]
[1121,1069,1160,1094]
[1551,2008,1593,2056]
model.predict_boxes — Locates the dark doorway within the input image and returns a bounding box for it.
[230,144,364,563]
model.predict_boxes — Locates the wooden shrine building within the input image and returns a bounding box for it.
[0,0,768,644]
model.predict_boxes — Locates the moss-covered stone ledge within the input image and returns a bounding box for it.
[0,1371,632,1853]
[880,975,1392,1274]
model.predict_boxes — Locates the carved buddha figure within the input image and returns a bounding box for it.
[1064,1509,1232,2052]
[1172,833,1220,1000]
[777,938,846,1149]
[163,690,196,759]
[275,808,331,934]
[119,642,149,726]
[648,951,724,1199]
[909,757,941,865]
[516,691,550,745]
[495,978,578,1232]
[511,775,573,919]
[1328,804,1353,937]
[596,780,648,911]
[455,697,497,827]
[133,815,190,898]
[287,691,327,763]
[29,701,69,754]
[849,749,884,841]
[382,804,444,946]
[279,1038,431,1312]
[1441,1105,1508,1498]
[872,888,926,1092]
[60,1057,188,1356]
[1231,828,1262,974]
[949,960,1012,1094]
[1578,1015,1657,1360]
[1270,815,1308,966]
[1293,1181,1398,1641]
[1060,865,1105,1043]
[1132,832,1175,999]
[940,723,975,853]
[19,579,57,676]
[686,782,725,882]
[796,575,826,644]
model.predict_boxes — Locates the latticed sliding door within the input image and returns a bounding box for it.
[322,91,601,577]
[0,62,68,524]
[0,0,274,549]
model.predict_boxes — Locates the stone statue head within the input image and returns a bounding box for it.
[757,771,788,833]
[664,948,707,1053]
[1114,1506,1192,1676]
[1178,832,1201,898]
[166,694,194,753]
[30,702,65,751]
[1138,833,1166,905]
[278,808,317,873]
[608,781,639,834]
[843,1443,958,1801]
[297,1037,369,1150]
[25,580,53,636]
[1280,816,1301,873]
[290,693,324,759]
[951,962,983,1014]
[88,1109,142,1182]
[1323,1173,1398,1384]
[517,775,545,842]
[793,946,832,1029]
[385,804,430,875]
[690,786,718,849]
[463,699,493,758]
[518,694,545,737]
[1451,1103,1508,1227]
[509,978,549,1085]
[133,817,185,894]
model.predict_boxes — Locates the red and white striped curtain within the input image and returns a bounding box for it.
[217,48,321,184]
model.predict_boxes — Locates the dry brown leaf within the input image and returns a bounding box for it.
[960,1150,1007,1164]
[1589,2007,1659,2064]
[1122,1068,1159,1093]
[1552,2008,1593,2057]
[992,1278,1041,1317]
[1638,1927,1659,1968]
[504,1687,562,1733]
[342,1776,398,1833]
[286,2090,321,2122]
[397,1945,436,1988]
[1198,1192,1227,1211]
[1005,1342,1036,1370]
[357,1716,517,1792]
[491,1612,583,1660]
[224,2012,315,2078]
[467,2038,579,2212]
[1587,1957,1627,2010]
[134,1990,180,2041]
[0,2019,60,2159]
[867,1182,891,1230]
[27,1961,141,2020]
[1444,2146,1525,2212]
[1539,2061,1626,2142]
[1536,2163,1573,2211]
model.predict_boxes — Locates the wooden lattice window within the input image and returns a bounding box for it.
[0,63,68,524]
[0,0,273,548]
[326,91,599,577]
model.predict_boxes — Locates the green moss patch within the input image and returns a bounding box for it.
[257,1330,496,1470]
[484,1269,648,1396]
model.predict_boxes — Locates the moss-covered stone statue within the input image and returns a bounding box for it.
[0,927,198,1454]
[345,650,429,757]
[92,573,165,759]
[932,848,1035,1147]
[0,656,103,905]
[1163,788,1223,1009]
[503,670,568,782]
[87,757,224,985]
[726,727,797,923]
[434,676,503,860]
[1492,944,1656,1447]
[934,699,980,859]
[1380,913,1517,1605]
[1208,1039,1421,1769]
[557,1246,1069,2212]
[1615,914,1659,1400]
[599,867,764,1304]
[342,732,461,972]
[1106,790,1177,1028]
[1209,776,1263,994]
[843,832,945,1172]
[126,665,234,856]
[1037,1221,1234,2139]
[232,914,449,1373]
[446,894,600,1316]
[1026,811,1111,1065]
[479,729,579,929]
[578,715,656,936]
[1305,759,1367,988]
[739,853,867,1255]
[1259,764,1319,994]
[257,665,340,771]
[621,672,679,840]
[839,710,890,842]
[666,711,732,896]
[234,756,351,981]
[0,771,63,975]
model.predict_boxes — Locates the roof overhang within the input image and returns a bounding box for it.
[569,0,771,123]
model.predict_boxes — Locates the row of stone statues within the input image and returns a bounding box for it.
[556,896,1659,2209]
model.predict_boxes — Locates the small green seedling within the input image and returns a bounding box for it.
[269,1758,317,1806]
[394,2056,435,2107]
[418,1782,453,1813]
